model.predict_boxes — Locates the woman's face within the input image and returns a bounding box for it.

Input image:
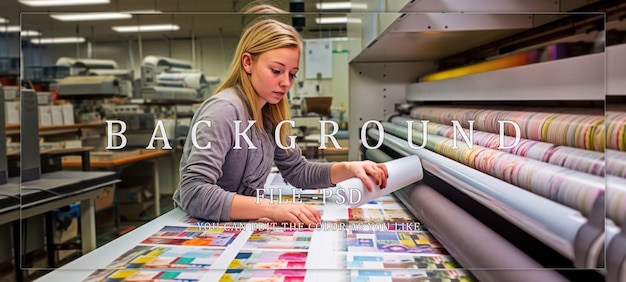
[242,47,300,110]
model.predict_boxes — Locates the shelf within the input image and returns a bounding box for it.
[407,52,604,101]
[40,123,106,131]
[7,147,93,159]
[5,124,19,130]
[62,149,169,168]
[351,13,529,63]
[400,0,573,13]
[5,122,106,135]
[349,1,606,65]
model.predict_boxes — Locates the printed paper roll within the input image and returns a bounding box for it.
[335,155,423,208]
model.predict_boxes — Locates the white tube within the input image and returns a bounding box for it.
[335,155,423,208]
[156,72,207,89]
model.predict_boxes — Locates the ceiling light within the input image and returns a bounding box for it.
[31,37,86,44]
[126,10,162,14]
[19,0,109,7]
[51,12,132,21]
[0,25,41,37]
[0,17,7,24]
[21,30,42,37]
[315,17,348,24]
[316,2,351,10]
[315,2,367,10]
[0,26,21,32]
[112,24,179,33]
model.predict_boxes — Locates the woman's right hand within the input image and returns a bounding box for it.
[269,203,321,226]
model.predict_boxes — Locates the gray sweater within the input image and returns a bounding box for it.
[173,87,333,221]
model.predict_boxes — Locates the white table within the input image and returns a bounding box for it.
[38,189,456,282]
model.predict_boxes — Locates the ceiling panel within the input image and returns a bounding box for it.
[2,0,351,42]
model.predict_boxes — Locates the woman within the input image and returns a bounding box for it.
[173,10,388,225]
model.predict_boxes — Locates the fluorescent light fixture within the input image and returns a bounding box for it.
[21,30,42,37]
[316,2,367,10]
[0,17,7,24]
[315,17,348,24]
[0,25,41,37]
[31,37,86,44]
[0,26,21,32]
[19,0,109,7]
[316,2,351,10]
[112,24,179,33]
[51,12,132,21]
[126,10,162,14]
[307,37,349,41]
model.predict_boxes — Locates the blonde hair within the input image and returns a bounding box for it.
[216,11,301,145]
[244,4,287,15]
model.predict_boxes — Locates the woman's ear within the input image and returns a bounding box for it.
[242,52,252,74]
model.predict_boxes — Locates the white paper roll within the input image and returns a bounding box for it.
[157,73,207,89]
[335,155,423,208]
[56,57,118,69]
[142,55,192,69]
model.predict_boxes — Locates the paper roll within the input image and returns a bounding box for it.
[335,155,424,208]
[142,55,192,69]
[56,57,118,69]
[157,73,207,89]
[87,69,132,77]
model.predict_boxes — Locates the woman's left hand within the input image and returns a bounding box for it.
[346,161,389,192]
